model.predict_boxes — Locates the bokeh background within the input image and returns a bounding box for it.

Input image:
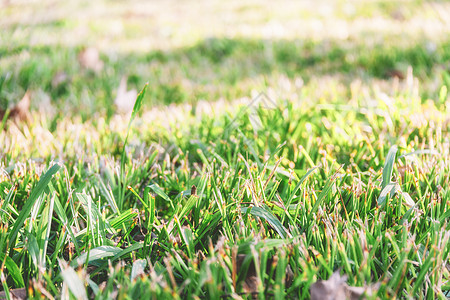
[1,0,450,119]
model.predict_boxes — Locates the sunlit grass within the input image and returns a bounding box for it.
[1,0,450,298]
[1,76,449,298]
[1,0,450,117]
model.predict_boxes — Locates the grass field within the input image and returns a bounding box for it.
[1,0,450,299]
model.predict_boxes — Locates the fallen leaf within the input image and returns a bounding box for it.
[12,91,31,121]
[385,69,405,80]
[0,288,27,300]
[78,47,104,73]
[0,91,31,123]
[310,270,378,300]
[310,271,348,300]
[114,76,137,115]
[285,264,294,286]
[346,284,380,300]
[242,275,259,296]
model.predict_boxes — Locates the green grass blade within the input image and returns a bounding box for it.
[27,234,40,271]
[97,176,119,215]
[144,186,155,226]
[242,206,288,238]
[178,195,198,221]
[4,256,24,287]
[311,175,336,214]
[377,182,400,206]
[52,196,81,256]
[286,166,319,206]
[71,246,122,267]
[8,163,62,252]
[0,276,10,300]
[39,192,55,269]
[130,83,148,122]
[381,145,398,189]
[148,184,174,209]
[109,208,138,230]
[119,83,149,211]
[113,242,144,261]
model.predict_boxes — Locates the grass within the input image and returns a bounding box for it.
[1,37,450,117]
[1,0,450,299]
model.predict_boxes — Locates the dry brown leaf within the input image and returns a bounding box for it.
[346,284,379,300]
[0,287,27,300]
[285,263,294,286]
[310,271,348,300]
[310,270,378,300]
[385,69,405,80]
[0,91,31,123]
[242,275,259,296]
[12,91,31,122]
[78,47,104,73]
[114,76,137,115]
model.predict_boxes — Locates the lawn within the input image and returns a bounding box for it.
[0,0,450,299]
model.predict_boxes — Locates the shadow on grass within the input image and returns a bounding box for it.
[1,36,449,117]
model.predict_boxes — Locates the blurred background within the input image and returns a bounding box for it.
[1,0,449,119]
